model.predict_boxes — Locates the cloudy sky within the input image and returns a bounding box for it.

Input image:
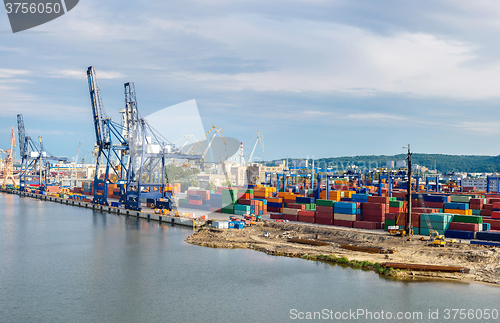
[1,0,500,161]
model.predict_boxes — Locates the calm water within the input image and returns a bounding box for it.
[1,193,500,323]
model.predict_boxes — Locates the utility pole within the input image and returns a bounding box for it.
[406,145,412,236]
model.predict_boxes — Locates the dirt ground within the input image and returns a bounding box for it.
[186,221,500,285]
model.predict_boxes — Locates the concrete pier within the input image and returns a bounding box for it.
[0,188,207,228]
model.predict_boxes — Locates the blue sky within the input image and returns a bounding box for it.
[1,0,500,161]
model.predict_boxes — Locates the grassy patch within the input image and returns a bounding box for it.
[302,254,397,277]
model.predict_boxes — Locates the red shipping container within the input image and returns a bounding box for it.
[367,196,389,204]
[488,198,500,204]
[298,215,315,223]
[483,218,500,230]
[270,213,282,219]
[362,214,384,222]
[315,217,333,225]
[492,211,500,219]
[481,209,493,216]
[449,222,479,232]
[316,206,334,213]
[238,199,252,205]
[493,202,500,209]
[470,198,483,204]
[353,221,379,229]
[411,219,420,228]
[388,206,402,213]
[189,200,202,205]
[282,214,298,221]
[424,201,445,209]
[267,206,282,213]
[385,212,396,220]
[287,203,306,210]
[470,203,482,210]
[484,204,493,210]
[362,203,386,211]
[334,220,353,228]
[298,210,315,217]
[362,209,384,217]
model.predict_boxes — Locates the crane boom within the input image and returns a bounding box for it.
[87,66,109,148]
[17,114,27,159]
[248,131,264,163]
[2,127,16,186]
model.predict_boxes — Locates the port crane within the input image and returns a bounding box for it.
[17,114,68,191]
[241,130,264,165]
[1,127,16,186]
[87,66,129,205]
[87,66,203,210]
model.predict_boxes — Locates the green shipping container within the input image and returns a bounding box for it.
[419,221,450,230]
[472,209,481,215]
[384,219,396,231]
[234,204,251,211]
[389,200,404,208]
[452,215,482,224]
[450,195,472,203]
[316,199,335,207]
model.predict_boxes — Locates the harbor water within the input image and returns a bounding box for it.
[1,193,500,322]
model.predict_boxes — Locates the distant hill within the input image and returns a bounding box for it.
[266,154,500,173]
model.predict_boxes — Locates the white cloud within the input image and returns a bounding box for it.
[345,113,407,121]
[0,69,29,78]
[453,121,500,135]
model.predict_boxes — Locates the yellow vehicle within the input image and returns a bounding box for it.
[431,239,446,247]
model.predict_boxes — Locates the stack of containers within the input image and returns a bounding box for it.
[282,207,299,221]
[358,195,388,230]
[267,197,284,213]
[385,200,405,231]
[334,202,357,228]
[295,197,316,223]
[107,184,121,200]
[445,214,482,239]
[320,190,343,202]
[187,191,202,209]
[210,193,222,212]
[281,192,300,221]
[422,194,450,210]
[491,201,500,219]
[254,186,275,199]
[238,188,254,200]
[222,188,237,214]
[295,196,316,211]
[234,203,252,216]
[315,199,334,225]
[469,198,484,216]
[443,201,471,216]
[420,213,453,236]
[82,181,93,195]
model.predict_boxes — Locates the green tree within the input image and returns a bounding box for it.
[206,181,216,192]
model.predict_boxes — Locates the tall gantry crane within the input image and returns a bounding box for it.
[87,66,202,210]
[17,114,68,191]
[87,66,129,205]
[244,130,264,165]
[2,127,16,186]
